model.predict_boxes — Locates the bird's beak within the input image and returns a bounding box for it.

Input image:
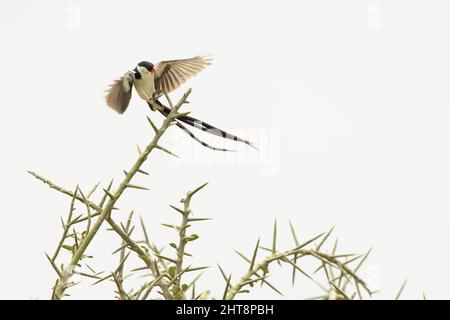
[151,67,157,74]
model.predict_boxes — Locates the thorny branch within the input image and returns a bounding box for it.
[30,89,193,300]
[221,223,373,300]
[29,88,388,300]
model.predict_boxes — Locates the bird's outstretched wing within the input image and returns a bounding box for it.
[105,72,134,114]
[154,56,212,96]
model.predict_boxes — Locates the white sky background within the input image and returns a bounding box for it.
[0,0,449,299]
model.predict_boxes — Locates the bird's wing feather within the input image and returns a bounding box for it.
[105,72,134,114]
[154,56,212,96]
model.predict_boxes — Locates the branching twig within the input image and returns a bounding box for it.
[30,89,192,300]
[224,225,371,300]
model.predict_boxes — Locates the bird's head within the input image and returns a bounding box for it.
[135,61,157,75]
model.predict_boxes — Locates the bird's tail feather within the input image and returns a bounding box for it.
[174,121,235,152]
[148,100,235,152]
[152,99,257,150]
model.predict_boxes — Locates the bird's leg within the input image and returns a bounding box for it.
[147,99,163,111]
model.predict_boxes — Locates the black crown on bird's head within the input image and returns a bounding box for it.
[133,61,156,79]
[137,61,155,72]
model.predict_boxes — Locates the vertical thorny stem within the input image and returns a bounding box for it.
[174,200,190,287]
[175,193,191,286]
[174,183,207,287]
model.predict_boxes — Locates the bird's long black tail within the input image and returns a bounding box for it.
[149,99,257,152]
[173,121,234,152]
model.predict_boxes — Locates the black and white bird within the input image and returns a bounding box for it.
[105,56,255,151]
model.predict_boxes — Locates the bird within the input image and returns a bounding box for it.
[105,56,256,151]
